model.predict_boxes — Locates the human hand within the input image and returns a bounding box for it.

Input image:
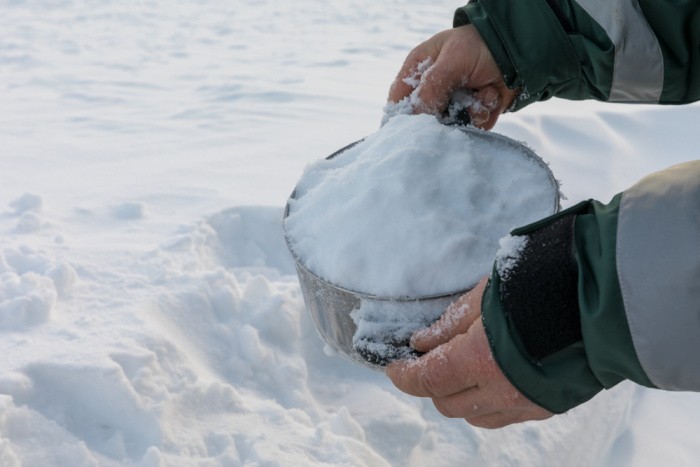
[388,25,516,130]
[386,277,553,429]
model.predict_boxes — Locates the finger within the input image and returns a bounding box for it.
[481,86,518,130]
[474,86,500,112]
[432,382,521,419]
[410,293,476,352]
[411,276,488,352]
[412,26,489,115]
[388,51,428,103]
[466,412,516,429]
[466,407,553,429]
[469,86,499,129]
[478,112,498,131]
[387,36,444,104]
[431,321,554,425]
[413,53,463,115]
[389,29,453,104]
[469,107,491,129]
[431,386,483,419]
[386,332,476,398]
[433,384,554,423]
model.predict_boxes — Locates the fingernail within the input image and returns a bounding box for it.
[486,97,499,111]
[484,90,499,111]
[471,108,490,126]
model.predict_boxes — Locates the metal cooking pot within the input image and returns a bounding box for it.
[283,126,559,372]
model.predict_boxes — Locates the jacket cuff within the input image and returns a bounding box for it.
[482,199,655,414]
[482,202,603,414]
[574,195,654,389]
[454,0,581,110]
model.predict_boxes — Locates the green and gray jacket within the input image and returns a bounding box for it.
[455,0,700,413]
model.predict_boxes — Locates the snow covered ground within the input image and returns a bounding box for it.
[0,0,698,465]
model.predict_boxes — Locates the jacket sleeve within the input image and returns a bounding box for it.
[454,0,700,110]
[483,161,700,414]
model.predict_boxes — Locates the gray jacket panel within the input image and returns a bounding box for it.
[573,0,664,102]
[617,160,700,390]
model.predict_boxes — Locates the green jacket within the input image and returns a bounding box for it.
[456,0,700,110]
[455,0,700,413]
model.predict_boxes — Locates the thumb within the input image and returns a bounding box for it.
[411,276,488,352]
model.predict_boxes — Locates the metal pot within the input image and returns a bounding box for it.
[283,126,559,371]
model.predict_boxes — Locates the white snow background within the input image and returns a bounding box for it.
[1,0,699,465]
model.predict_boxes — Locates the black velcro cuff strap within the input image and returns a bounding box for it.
[498,212,581,362]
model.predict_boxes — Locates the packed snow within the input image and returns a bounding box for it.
[285,113,556,297]
[350,297,449,367]
[1,0,699,466]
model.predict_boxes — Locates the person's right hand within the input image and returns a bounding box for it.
[388,25,517,130]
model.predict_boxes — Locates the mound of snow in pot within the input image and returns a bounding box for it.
[284,113,557,298]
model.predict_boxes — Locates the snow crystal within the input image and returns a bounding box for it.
[495,234,529,280]
[382,58,433,125]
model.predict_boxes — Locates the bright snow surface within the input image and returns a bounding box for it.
[285,114,556,297]
[1,1,699,466]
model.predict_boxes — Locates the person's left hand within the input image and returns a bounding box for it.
[387,26,516,129]
[386,277,553,429]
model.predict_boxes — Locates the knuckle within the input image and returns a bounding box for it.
[417,361,445,397]
[432,398,457,418]
[406,48,422,62]
[404,48,427,69]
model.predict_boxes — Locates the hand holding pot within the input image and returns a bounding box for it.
[388,25,516,129]
[386,277,553,429]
